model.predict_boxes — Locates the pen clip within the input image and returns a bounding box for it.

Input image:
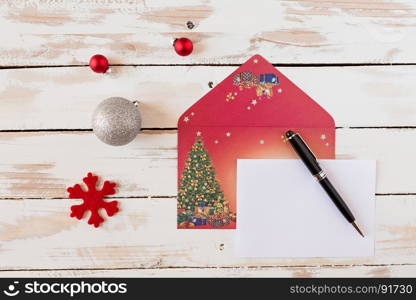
[296,133,318,161]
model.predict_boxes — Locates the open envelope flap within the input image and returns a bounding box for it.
[177,55,335,229]
[178,55,335,128]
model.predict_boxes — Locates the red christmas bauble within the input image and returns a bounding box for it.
[173,38,193,56]
[89,54,109,73]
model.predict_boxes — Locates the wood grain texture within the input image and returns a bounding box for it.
[1,0,415,277]
[0,195,414,270]
[0,66,415,130]
[1,265,416,278]
[0,128,413,199]
[1,0,415,65]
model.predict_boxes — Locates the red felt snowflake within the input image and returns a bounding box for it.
[67,173,119,227]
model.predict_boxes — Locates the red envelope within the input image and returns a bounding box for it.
[177,55,335,229]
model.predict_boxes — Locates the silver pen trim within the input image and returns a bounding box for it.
[314,170,327,181]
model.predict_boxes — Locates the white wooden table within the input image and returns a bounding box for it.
[1,0,416,278]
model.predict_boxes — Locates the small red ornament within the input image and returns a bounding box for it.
[173,38,193,56]
[67,173,119,227]
[89,54,109,73]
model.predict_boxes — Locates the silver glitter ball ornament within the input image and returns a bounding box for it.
[92,97,142,146]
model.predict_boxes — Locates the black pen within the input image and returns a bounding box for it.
[285,130,364,237]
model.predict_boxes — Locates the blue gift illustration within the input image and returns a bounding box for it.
[191,216,207,226]
[259,73,278,85]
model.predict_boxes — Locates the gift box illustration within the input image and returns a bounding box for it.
[177,55,335,229]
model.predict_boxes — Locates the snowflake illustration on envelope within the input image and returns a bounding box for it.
[177,55,335,229]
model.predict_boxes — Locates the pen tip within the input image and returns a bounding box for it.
[352,221,364,238]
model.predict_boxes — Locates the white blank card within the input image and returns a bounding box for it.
[236,159,376,258]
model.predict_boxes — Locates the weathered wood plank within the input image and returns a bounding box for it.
[0,129,413,199]
[0,0,415,65]
[1,265,415,278]
[0,66,415,130]
[2,0,415,277]
[0,195,414,270]
[0,131,177,199]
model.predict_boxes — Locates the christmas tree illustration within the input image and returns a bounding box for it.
[178,136,225,212]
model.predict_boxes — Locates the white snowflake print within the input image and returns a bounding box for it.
[247,106,251,110]
[321,134,326,140]
[277,88,282,93]
[190,112,195,116]
[253,59,258,64]
[226,132,231,137]
[196,131,202,136]
[251,99,257,106]
[325,142,329,146]
[259,140,265,144]
[184,116,189,122]
[214,140,219,144]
